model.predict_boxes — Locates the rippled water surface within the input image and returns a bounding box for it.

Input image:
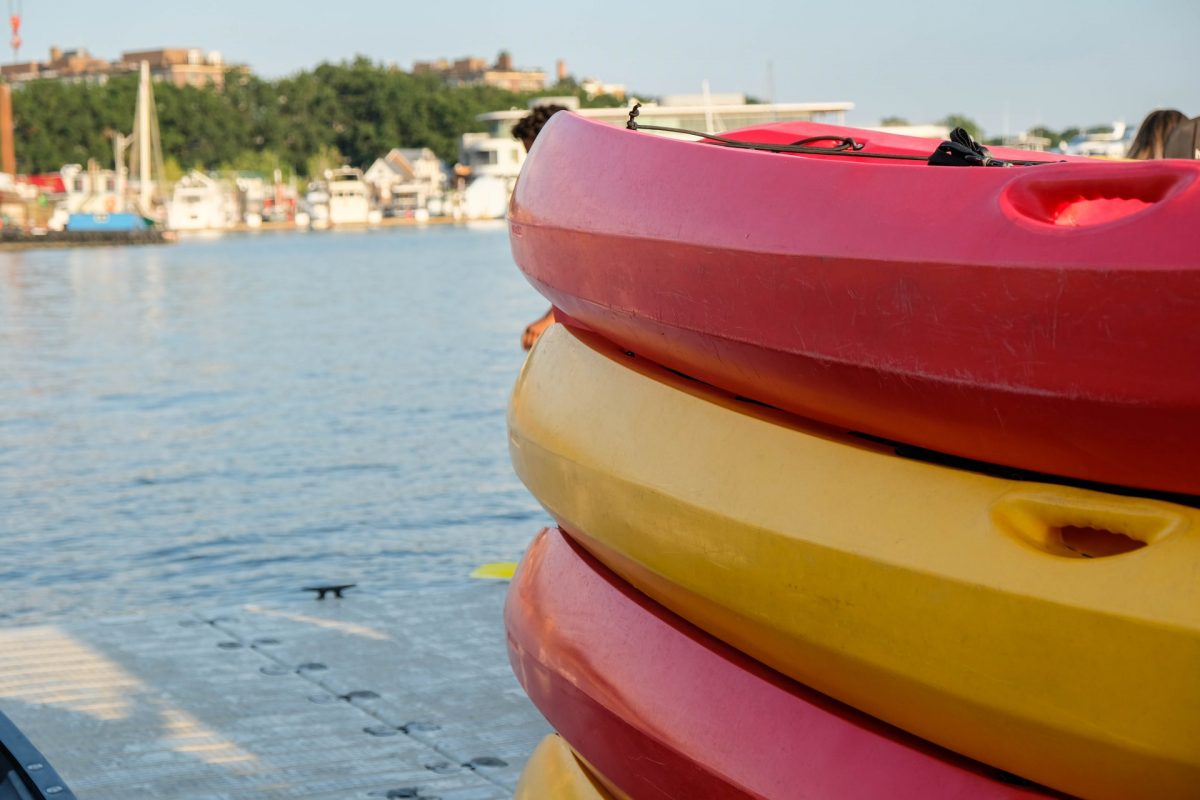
[0,225,550,624]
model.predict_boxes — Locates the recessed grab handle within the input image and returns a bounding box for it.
[991,490,1187,559]
[1001,167,1193,227]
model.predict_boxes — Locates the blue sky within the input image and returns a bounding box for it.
[14,0,1200,135]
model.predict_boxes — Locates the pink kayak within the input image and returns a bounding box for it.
[509,113,1200,496]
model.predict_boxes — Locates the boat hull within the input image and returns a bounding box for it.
[508,526,1059,799]
[507,324,1200,800]
[509,113,1200,496]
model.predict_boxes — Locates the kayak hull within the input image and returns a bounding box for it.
[507,324,1200,800]
[508,526,1059,799]
[514,734,618,800]
[509,113,1200,496]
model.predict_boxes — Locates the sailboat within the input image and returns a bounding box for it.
[66,60,165,233]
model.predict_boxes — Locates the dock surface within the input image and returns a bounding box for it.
[0,582,549,799]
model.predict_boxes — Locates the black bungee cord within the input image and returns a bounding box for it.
[624,103,1061,167]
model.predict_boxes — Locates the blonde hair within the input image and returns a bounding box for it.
[1127,109,1187,159]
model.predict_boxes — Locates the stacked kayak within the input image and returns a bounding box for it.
[505,114,1200,800]
[509,526,1061,799]
[509,325,1200,799]
[510,113,1200,496]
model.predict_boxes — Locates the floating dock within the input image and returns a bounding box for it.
[0,228,170,250]
[0,582,549,799]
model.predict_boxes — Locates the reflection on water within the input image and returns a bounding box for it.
[0,227,549,623]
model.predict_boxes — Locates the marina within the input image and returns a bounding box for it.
[1,6,1196,799]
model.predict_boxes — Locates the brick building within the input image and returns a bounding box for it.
[412,51,545,93]
[1,46,244,88]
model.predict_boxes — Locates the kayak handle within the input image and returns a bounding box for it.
[990,490,1187,558]
[1002,168,1194,228]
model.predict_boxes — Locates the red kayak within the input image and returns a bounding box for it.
[506,527,1063,799]
[509,113,1200,496]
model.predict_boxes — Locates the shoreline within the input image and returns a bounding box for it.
[0,228,171,251]
[0,214,499,252]
[227,214,474,234]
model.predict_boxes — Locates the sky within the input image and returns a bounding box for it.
[13,0,1200,136]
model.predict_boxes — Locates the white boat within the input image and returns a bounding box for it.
[166,171,229,231]
[60,162,123,215]
[1062,122,1134,158]
[325,166,371,226]
[303,182,329,229]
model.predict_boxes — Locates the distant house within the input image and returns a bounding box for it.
[363,148,448,211]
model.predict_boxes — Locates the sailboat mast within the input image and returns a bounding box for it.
[113,131,128,210]
[137,60,152,212]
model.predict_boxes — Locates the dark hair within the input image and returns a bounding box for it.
[1164,117,1200,159]
[512,105,568,150]
[1127,109,1187,159]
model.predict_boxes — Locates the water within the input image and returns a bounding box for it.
[0,224,552,624]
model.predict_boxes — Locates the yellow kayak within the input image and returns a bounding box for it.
[508,324,1200,800]
[515,735,621,800]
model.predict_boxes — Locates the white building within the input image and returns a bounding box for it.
[459,132,526,182]
[363,148,448,213]
[456,131,528,219]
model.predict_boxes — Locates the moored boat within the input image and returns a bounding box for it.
[509,112,1200,496]
[508,526,1061,799]
[326,166,372,226]
[507,324,1200,800]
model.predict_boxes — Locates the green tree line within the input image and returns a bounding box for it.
[884,114,1097,149]
[10,56,628,177]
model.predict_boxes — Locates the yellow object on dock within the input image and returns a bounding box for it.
[508,324,1200,800]
[469,562,518,580]
[514,735,617,800]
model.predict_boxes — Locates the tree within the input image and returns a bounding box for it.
[880,116,909,126]
[939,114,982,140]
[221,149,287,177]
[305,144,344,179]
[7,60,678,177]
[161,156,185,183]
[1027,126,1064,148]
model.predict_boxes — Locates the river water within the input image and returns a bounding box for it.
[0,224,551,624]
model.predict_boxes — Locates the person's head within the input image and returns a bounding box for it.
[1164,117,1200,160]
[1127,109,1187,159]
[512,105,568,152]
